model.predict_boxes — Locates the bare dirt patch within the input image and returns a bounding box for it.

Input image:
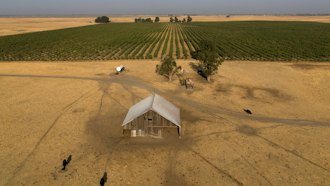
[0,17,95,36]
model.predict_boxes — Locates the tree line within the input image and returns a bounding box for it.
[95,16,193,23]
[170,16,192,23]
[134,17,160,23]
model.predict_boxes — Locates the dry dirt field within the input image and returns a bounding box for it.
[0,17,95,36]
[1,15,330,36]
[0,61,329,186]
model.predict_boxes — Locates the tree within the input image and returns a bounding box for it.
[174,17,179,22]
[192,40,223,82]
[134,17,153,23]
[95,16,110,23]
[187,16,192,23]
[182,18,186,23]
[145,18,153,23]
[155,17,160,23]
[156,56,181,81]
[170,17,174,23]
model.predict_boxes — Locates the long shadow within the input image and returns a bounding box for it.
[1,73,329,127]
[217,83,292,101]
[5,72,328,184]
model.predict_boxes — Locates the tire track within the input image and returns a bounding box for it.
[256,134,329,173]
[214,133,274,185]
[187,147,243,185]
[210,113,330,173]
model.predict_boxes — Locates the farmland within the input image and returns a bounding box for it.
[0,21,329,61]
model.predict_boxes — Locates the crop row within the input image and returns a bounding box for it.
[0,22,329,61]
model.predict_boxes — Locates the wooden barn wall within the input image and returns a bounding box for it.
[123,110,177,131]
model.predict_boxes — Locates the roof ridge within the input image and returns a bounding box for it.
[151,93,156,109]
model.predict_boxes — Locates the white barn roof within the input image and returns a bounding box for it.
[122,94,181,127]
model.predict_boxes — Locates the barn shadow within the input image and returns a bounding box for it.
[84,77,193,153]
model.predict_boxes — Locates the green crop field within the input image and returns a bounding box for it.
[0,21,329,61]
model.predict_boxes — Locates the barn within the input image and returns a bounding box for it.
[122,94,181,138]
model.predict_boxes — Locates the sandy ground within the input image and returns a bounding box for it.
[0,60,329,186]
[1,15,329,36]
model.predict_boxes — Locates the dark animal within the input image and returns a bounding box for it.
[197,69,207,79]
[244,109,252,115]
[100,172,108,186]
[62,155,72,170]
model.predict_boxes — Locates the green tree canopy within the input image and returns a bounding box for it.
[192,40,223,82]
[155,17,160,23]
[134,17,153,23]
[156,56,181,81]
[95,16,110,23]
[187,16,192,23]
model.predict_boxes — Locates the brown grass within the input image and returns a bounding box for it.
[0,60,329,185]
[0,17,95,36]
